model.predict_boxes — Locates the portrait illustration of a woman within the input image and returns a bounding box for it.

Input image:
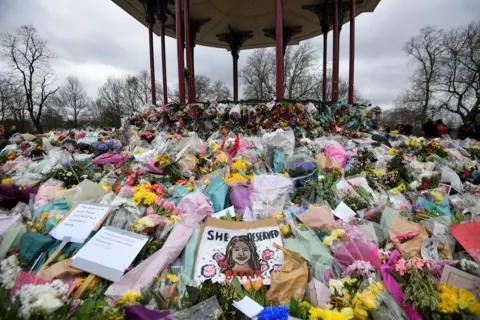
[224,235,261,272]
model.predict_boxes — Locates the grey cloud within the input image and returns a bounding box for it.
[1,0,480,106]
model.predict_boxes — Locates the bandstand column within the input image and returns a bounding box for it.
[332,0,339,102]
[157,0,169,104]
[348,0,356,105]
[322,7,329,102]
[275,0,284,100]
[175,0,185,104]
[143,0,157,105]
[184,0,194,103]
[217,29,253,102]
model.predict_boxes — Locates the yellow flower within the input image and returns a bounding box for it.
[169,215,181,224]
[468,301,480,315]
[166,274,179,283]
[373,169,384,177]
[31,228,38,233]
[323,236,334,247]
[280,224,290,236]
[187,186,193,192]
[331,229,345,239]
[353,306,369,320]
[300,301,312,313]
[390,130,399,135]
[224,173,251,184]
[143,192,158,206]
[309,307,348,320]
[341,307,354,319]
[439,291,458,314]
[272,211,283,220]
[431,191,443,205]
[387,148,396,156]
[1,178,14,185]
[231,157,247,172]
[118,290,142,305]
[397,183,406,192]
[216,153,229,164]
[457,289,476,310]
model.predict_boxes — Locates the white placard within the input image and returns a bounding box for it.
[72,227,148,281]
[50,203,111,243]
[440,265,480,293]
[213,206,235,219]
[333,201,356,221]
[233,296,264,319]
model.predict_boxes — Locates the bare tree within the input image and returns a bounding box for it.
[121,70,163,111]
[241,41,367,103]
[403,26,444,122]
[0,25,59,132]
[53,76,89,128]
[437,21,480,122]
[241,48,275,100]
[170,74,231,103]
[0,75,12,122]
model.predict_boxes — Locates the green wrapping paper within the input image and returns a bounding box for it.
[0,225,26,260]
[19,232,56,263]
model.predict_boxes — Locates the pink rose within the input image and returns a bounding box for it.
[213,253,225,262]
[201,264,216,278]
[262,249,274,260]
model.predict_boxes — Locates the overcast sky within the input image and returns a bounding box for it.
[1,0,480,109]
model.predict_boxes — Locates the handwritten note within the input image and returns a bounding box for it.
[440,265,480,292]
[72,227,148,281]
[50,203,111,243]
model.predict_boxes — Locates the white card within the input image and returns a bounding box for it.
[333,202,356,221]
[72,227,148,281]
[213,206,235,219]
[233,296,264,318]
[50,203,111,243]
[440,265,480,293]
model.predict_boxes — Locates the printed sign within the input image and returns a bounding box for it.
[194,218,283,285]
[50,203,111,243]
[438,183,452,195]
[72,227,148,281]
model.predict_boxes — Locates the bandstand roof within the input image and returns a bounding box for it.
[112,0,381,50]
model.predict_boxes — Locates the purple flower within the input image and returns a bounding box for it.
[342,260,375,278]
[291,162,314,172]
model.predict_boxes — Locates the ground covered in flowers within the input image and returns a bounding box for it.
[0,102,479,320]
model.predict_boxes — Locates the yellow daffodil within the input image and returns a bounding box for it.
[1,178,14,185]
[118,290,142,305]
[331,229,345,238]
[231,157,247,172]
[216,153,229,164]
[341,307,354,320]
[166,274,179,283]
[458,289,476,310]
[387,148,397,156]
[272,211,283,220]
[323,236,334,247]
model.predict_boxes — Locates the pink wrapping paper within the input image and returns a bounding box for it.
[105,193,213,298]
[92,152,128,166]
[323,144,349,168]
[11,271,77,298]
[75,132,86,140]
[380,251,423,320]
[144,160,164,174]
[333,240,381,270]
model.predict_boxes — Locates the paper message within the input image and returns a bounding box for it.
[213,206,235,219]
[50,203,111,243]
[333,202,356,221]
[232,296,263,318]
[72,227,148,281]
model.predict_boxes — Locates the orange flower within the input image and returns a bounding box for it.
[243,279,263,292]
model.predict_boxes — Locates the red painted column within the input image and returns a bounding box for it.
[160,20,168,104]
[184,0,194,103]
[332,0,339,102]
[176,0,185,104]
[348,0,356,105]
[275,0,284,100]
[148,19,156,105]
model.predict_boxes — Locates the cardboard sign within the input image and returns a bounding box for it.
[50,203,111,243]
[440,265,480,292]
[72,227,148,282]
[193,218,283,285]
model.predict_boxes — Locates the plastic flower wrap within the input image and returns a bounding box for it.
[353,281,406,320]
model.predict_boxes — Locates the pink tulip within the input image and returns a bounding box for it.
[155,197,164,206]
[163,201,173,211]
[172,208,180,216]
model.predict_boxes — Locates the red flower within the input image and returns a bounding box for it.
[218,261,227,269]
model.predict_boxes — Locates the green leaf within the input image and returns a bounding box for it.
[231,277,245,299]
[289,297,301,317]
[71,299,96,320]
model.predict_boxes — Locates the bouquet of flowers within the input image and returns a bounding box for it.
[139,131,156,143]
